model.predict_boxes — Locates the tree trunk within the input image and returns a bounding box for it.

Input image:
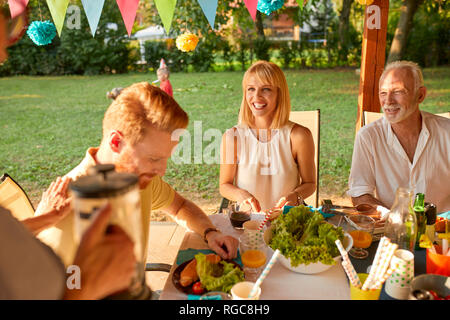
[387,0,424,63]
[338,0,353,63]
[255,11,265,40]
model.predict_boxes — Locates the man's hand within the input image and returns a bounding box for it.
[64,204,136,300]
[206,231,238,260]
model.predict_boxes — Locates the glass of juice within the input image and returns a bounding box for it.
[239,232,267,281]
[345,215,375,259]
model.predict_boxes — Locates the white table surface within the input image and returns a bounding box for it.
[159,214,351,300]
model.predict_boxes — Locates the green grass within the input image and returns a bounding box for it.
[1,67,449,206]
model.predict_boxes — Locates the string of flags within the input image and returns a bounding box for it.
[7,0,300,38]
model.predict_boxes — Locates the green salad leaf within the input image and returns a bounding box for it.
[269,205,345,266]
[195,253,244,293]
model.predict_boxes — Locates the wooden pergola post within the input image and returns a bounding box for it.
[356,0,390,133]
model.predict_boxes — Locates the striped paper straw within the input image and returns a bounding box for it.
[258,210,272,231]
[335,239,356,269]
[249,249,280,298]
[366,240,392,291]
[373,263,399,290]
[362,237,388,291]
[342,260,361,288]
[370,243,398,290]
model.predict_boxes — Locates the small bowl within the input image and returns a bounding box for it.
[263,225,353,274]
[409,274,450,300]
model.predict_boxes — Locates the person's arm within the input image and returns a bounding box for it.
[347,129,387,212]
[163,192,238,260]
[219,129,261,212]
[351,194,386,208]
[275,125,317,208]
[22,176,72,235]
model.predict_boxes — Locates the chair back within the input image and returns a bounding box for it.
[289,110,320,208]
[0,174,35,220]
[363,111,449,126]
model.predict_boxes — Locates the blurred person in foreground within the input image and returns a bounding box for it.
[0,9,135,300]
[348,60,450,216]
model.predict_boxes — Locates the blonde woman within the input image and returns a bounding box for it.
[220,61,316,213]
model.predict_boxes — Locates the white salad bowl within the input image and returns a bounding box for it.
[263,225,353,274]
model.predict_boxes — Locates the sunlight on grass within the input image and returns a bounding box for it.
[1,67,449,207]
[0,94,43,99]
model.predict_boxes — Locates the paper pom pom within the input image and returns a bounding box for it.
[27,20,57,46]
[357,0,374,4]
[176,33,199,52]
[257,0,285,15]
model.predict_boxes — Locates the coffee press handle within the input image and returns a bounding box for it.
[88,164,116,180]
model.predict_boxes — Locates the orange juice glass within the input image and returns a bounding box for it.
[349,230,373,249]
[345,215,375,259]
[241,249,267,268]
[239,232,267,281]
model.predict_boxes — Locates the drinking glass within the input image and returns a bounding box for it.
[228,202,251,229]
[239,232,267,281]
[345,215,376,259]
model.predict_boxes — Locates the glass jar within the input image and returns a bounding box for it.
[384,187,417,252]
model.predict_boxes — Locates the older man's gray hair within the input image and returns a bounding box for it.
[380,60,424,93]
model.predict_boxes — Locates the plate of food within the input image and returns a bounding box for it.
[172,253,244,295]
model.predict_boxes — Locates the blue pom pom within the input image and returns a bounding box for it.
[27,20,57,46]
[257,0,285,15]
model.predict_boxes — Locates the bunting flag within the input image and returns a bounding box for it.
[8,0,29,19]
[296,0,308,9]
[46,0,69,37]
[243,0,258,22]
[197,0,218,30]
[116,0,140,37]
[154,0,177,35]
[81,0,105,37]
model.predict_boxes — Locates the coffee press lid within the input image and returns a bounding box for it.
[70,164,139,198]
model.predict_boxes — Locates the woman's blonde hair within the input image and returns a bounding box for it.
[238,60,291,129]
[103,82,188,145]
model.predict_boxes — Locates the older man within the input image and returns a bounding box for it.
[348,61,450,213]
[37,82,238,269]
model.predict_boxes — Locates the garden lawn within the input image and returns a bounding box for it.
[1,67,449,213]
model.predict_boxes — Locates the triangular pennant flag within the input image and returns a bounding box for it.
[296,0,308,9]
[81,0,105,37]
[154,0,177,35]
[46,0,69,37]
[8,0,29,19]
[197,0,218,30]
[116,0,140,37]
[243,0,258,22]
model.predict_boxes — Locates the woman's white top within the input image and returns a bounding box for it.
[234,121,300,211]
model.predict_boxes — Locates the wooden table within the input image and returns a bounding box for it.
[159,214,352,300]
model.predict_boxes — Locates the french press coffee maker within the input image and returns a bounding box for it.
[70,164,147,298]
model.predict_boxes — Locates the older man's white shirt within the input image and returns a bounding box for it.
[348,111,450,212]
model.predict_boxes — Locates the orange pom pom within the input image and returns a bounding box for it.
[176,33,199,52]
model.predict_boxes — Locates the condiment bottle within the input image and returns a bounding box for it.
[384,187,417,252]
[413,193,426,250]
[424,202,437,244]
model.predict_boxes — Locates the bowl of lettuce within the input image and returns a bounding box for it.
[263,205,353,274]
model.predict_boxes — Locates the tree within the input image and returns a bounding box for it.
[387,0,425,63]
[337,0,353,63]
